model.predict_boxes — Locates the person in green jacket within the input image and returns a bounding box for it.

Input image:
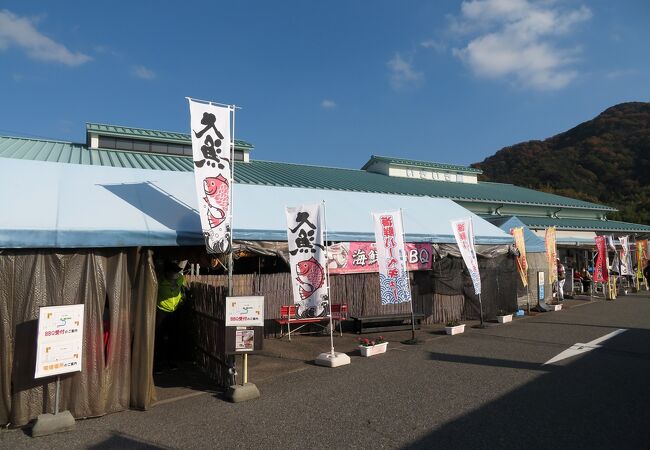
[154,261,188,372]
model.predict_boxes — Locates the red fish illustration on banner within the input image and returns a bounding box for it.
[296,257,325,300]
[203,175,229,228]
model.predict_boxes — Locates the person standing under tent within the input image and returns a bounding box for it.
[643,261,650,290]
[154,261,188,372]
[557,258,566,301]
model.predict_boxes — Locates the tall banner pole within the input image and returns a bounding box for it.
[314,201,350,367]
[229,104,236,298]
[400,208,417,343]
[451,218,483,327]
[322,201,335,356]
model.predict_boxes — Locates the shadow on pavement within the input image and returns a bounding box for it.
[406,328,650,449]
[89,431,171,449]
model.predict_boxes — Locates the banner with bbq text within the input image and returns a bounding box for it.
[372,211,412,305]
[545,227,558,284]
[510,227,528,287]
[594,236,608,283]
[189,99,233,253]
[327,242,433,274]
[451,218,481,295]
[285,203,328,318]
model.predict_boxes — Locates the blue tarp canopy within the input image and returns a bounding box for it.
[484,216,546,253]
[0,158,513,248]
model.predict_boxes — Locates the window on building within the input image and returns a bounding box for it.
[115,139,133,151]
[167,144,184,156]
[151,142,168,154]
[98,136,116,149]
[132,140,150,152]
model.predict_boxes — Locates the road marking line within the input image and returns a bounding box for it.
[543,329,627,365]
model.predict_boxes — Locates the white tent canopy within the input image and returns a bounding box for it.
[0,158,512,248]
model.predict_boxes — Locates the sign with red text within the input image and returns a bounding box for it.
[327,242,432,274]
[451,218,481,295]
[594,236,608,283]
[35,304,85,379]
[225,296,264,327]
[373,211,412,305]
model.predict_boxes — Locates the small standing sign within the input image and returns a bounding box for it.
[225,296,264,354]
[32,304,84,437]
[35,304,85,379]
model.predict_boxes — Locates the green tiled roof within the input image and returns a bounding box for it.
[86,122,254,150]
[0,136,194,171]
[362,155,483,174]
[0,135,616,212]
[514,216,650,233]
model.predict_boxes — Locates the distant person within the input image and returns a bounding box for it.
[573,269,584,294]
[155,261,188,372]
[557,258,566,301]
[581,267,592,292]
[643,261,650,289]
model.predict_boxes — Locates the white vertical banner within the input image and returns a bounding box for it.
[451,218,482,295]
[619,235,631,275]
[189,99,233,253]
[372,211,412,304]
[286,204,328,318]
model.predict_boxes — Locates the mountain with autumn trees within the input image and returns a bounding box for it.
[473,102,650,224]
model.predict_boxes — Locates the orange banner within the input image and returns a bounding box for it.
[545,227,557,284]
[510,227,528,287]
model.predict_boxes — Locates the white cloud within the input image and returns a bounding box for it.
[321,99,336,109]
[133,65,156,80]
[420,39,446,52]
[605,69,638,80]
[450,0,591,90]
[387,53,424,90]
[0,9,91,66]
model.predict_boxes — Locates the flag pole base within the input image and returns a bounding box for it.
[225,383,260,403]
[315,352,351,368]
[31,411,75,437]
[401,338,421,345]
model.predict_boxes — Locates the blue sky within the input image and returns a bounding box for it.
[1,0,649,168]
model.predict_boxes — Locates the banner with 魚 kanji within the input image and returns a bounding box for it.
[286,203,328,318]
[510,227,528,287]
[594,236,608,283]
[451,218,481,295]
[372,211,412,304]
[545,227,558,284]
[189,99,232,253]
[327,242,432,274]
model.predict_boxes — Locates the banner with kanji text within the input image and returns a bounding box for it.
[510,227,528,287]
[327,242,432,274]
[189,99,233,253]
[372,211,412,305]
[594,236,608,283]
[451,218,481,295]
[545,227,558,284]
[285,203,328,318]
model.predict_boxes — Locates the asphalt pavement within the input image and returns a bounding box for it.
[2,292,649,449]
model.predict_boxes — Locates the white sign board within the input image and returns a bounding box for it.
[225,296,264,327]
[35,304,84,379]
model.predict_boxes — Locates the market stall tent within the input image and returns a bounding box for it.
[0,158,512,248]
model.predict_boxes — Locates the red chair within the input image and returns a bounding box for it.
[330,304,349,336]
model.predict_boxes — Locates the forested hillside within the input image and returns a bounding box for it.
[473,102,650,224]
